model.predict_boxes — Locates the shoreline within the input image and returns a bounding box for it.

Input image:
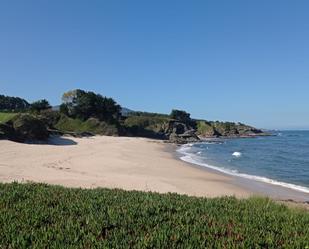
[0,135,308,208]
[0,136,251,198]
[173,143,309,205]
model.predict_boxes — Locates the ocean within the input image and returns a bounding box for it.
[177,130,309,195]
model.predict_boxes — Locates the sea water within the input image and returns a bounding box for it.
[177,131,309,194]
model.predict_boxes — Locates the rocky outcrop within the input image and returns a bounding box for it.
[236,124,264,136]
[0,114,49,142]
[196,121,220,137]
[0,122,16,140]
[197,120,267,138]
[12,114,49,141]
[165,120,200,144]
[169,129,200,144]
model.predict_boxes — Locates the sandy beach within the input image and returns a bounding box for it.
[1,135,309,208]
[0,136,252,198]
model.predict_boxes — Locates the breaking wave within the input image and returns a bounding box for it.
[177,143,309,194]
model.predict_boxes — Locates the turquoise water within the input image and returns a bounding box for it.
[178,131,309,194]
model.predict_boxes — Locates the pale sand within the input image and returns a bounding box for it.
[0,136,251,198]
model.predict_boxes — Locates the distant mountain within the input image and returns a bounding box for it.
[52,105,60,111]
[121,107,135,117]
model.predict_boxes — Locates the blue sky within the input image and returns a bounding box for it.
[1,0,309,129]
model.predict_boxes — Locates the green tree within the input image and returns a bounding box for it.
[30,99,51,113]
[60,89,121,123]
[0,95,29,111]
[170,109,191,123]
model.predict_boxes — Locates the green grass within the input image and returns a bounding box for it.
[0,112,17,123]
[0,183,308,248]
[124,115,170,137]
[196,120,215,135]
[124,115,170,128]
[54,115,119,135]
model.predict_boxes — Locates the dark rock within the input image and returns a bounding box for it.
[173,123,186,134]
[169,133,200,144]
[79,131,94,137]
[165,120,193,135]
[12,114,49,142]
[0,122,16,140]
[198,120,266,138]
[167,121,200,144]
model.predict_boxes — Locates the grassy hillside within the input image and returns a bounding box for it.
[196,120,265,137]
[54,115,120,136]
[0,112,17,123]
[1,110,266,140]
[0,183,308,248]
[124,115,170,138]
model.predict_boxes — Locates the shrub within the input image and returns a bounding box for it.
[124,115,169,138]
[84,118,120,136]
[11,114,49,141]
[38,110,61,129]
[196,121,220,137]
[29,99,51,113]
[55,115,120,136]
[170,109,191,123]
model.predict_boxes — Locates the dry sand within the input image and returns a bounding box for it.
[0,136,251,198]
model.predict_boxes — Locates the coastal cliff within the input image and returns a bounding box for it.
[0,92,268,144]
[196,120,267,138]
[123,110,268,144]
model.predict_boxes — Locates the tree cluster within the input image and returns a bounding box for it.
[0,95,29,111]
[170,109,191,123]
[60,89,121,123]
[29,99,51,113]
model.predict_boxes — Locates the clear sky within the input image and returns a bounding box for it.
[1,0,309,129]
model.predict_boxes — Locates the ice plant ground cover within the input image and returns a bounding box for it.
[0,183,308,248]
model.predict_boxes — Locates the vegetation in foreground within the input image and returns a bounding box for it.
[0,183,308,248]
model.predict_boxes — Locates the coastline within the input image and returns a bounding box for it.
[174,142,309,203]
[0,135,308,207]
[0,136,250,198]
[175,147,309,202]
[170,142,309,203]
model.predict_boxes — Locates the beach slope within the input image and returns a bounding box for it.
[0,136,250,198]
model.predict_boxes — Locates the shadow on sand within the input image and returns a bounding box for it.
[48,136,78,146]
[23,136,78,146]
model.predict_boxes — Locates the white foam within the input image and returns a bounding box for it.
[177,145,309,194]
[232,152,242,157]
